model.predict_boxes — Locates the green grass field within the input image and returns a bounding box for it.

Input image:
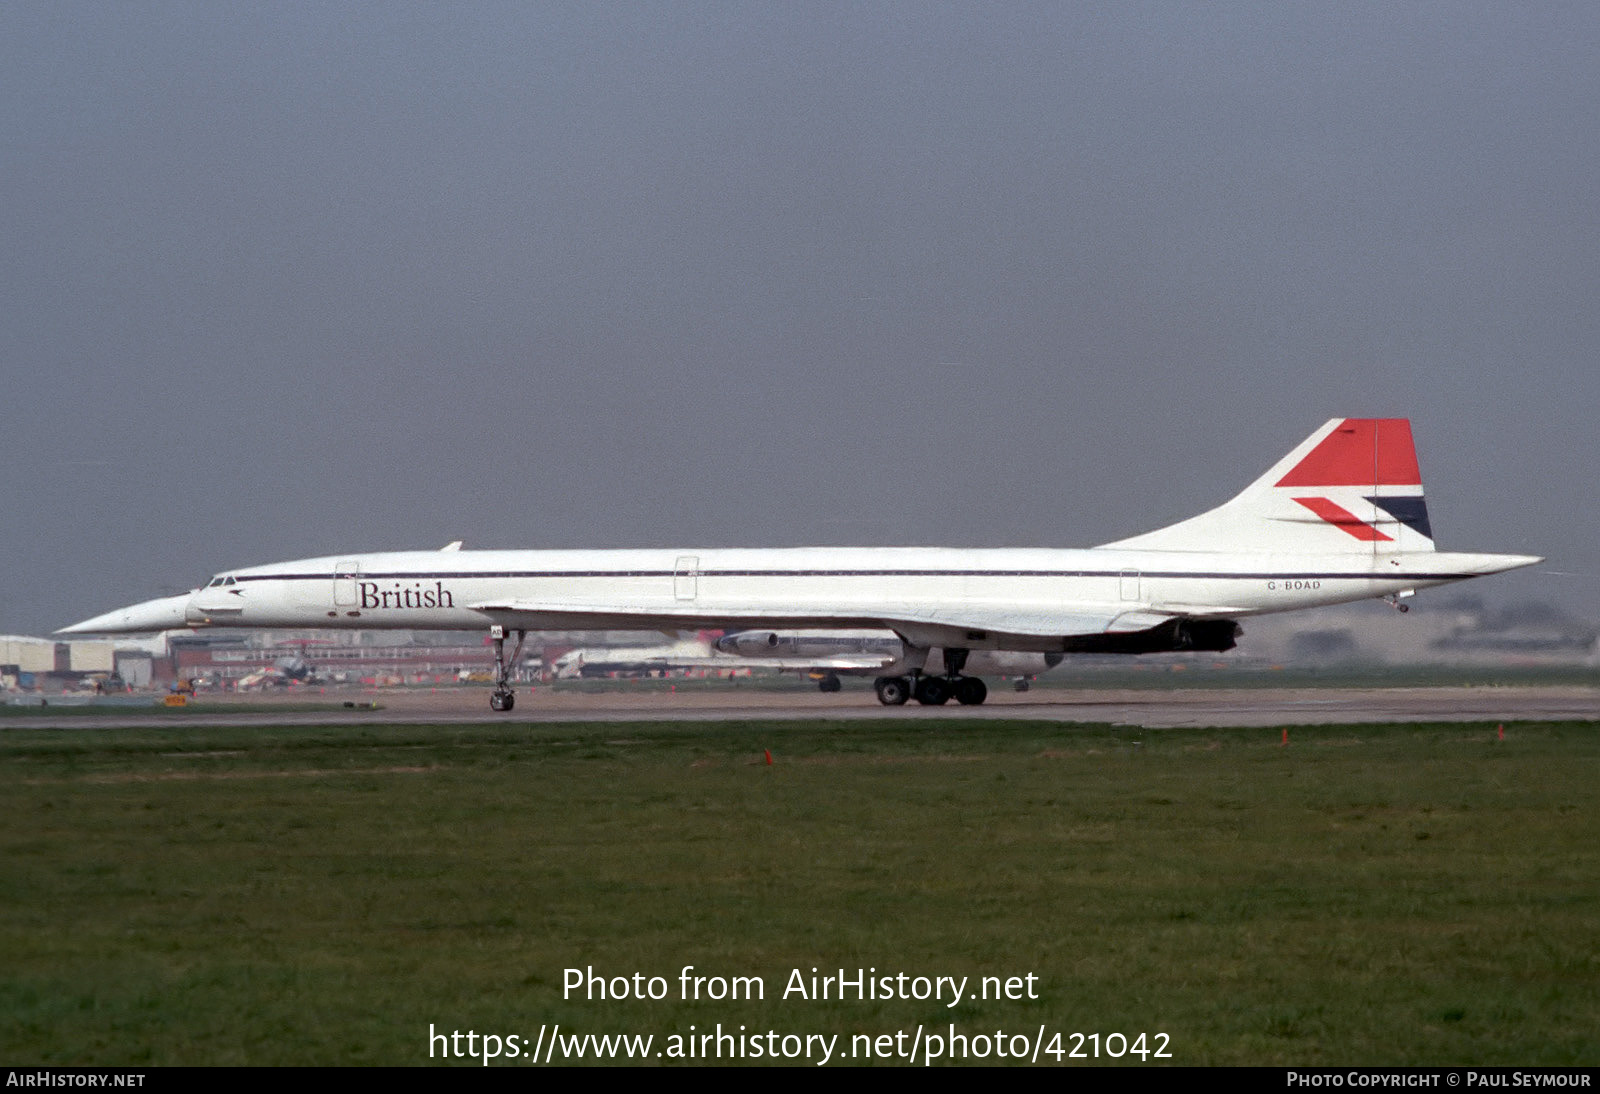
[2,718,1596,1065]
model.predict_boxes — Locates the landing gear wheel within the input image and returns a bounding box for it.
[914,676,952,705]
[874,676,910,706]
[490,691,515,712]
[954,677,988,705]
[818,672,842,693]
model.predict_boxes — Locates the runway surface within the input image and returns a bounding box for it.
[4,684,1596,729]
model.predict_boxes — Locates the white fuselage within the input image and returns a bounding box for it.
[56,418,1543,711]
[159,544,1522,653]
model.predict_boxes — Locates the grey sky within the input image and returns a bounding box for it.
[3,2,1594,635]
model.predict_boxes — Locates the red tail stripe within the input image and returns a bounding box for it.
[1292,497,1394,542]
[1276,418,1422,487]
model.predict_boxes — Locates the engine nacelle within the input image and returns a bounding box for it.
[1062,618,1240,655]
[1176,619,1241,652]
[714,630,781,656]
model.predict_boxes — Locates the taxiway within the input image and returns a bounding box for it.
[3,684,1595,730]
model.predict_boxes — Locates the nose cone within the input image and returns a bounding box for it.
[57,592,193,635]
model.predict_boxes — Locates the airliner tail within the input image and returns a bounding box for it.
[1101,418,1437,555]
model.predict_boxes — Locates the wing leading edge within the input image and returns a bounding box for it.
[466,596,1174,644]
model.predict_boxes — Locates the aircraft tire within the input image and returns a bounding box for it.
[490,692,515,712]
[914,676,951,705]
[954,677,988,705]
[818,673,843,693]
[874,676,910,706]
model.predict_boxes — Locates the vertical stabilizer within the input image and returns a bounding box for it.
[1099,418,1436,554]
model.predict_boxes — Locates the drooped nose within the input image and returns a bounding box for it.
[56,592,194,635]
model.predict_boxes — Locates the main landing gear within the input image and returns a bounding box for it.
[488,625,525,712]
[874,649,988,706]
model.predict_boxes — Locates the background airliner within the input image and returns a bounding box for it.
[548,628,899,683]
[61,419,1539,710]
[714,629,1063,692]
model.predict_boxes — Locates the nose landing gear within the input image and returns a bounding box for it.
[488,626,526,712]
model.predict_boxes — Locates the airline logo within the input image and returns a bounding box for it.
[1277,419,1433,542]
[1290,496,1394,542]
[358,580,456,610]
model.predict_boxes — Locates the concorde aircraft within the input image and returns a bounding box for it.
[60,419,1540,711]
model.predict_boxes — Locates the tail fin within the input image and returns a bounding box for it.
[1099,418,1436,554]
